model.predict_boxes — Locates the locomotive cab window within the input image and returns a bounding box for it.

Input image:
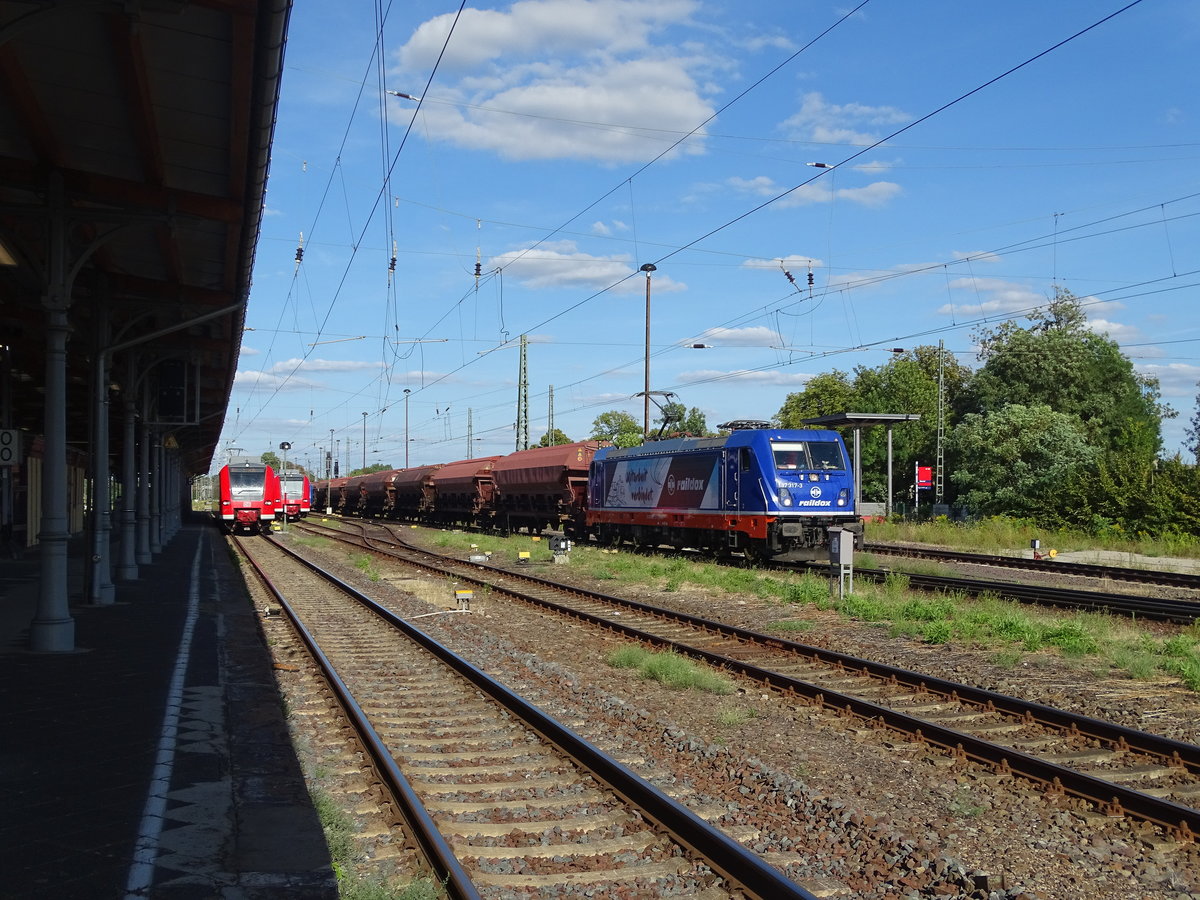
[229,469,266,498]
[772,442,845,471]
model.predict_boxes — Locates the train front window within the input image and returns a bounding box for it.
[806,442,846,470]
[229,469,265,498]
[772,442,845,471]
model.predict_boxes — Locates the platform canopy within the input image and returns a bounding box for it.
[800,412,922,429]
[801,412,922,515]
[0,0,290,475]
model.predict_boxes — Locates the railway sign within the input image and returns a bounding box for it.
[0,429,19,466]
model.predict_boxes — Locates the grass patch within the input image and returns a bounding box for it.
[311,786,358,877]
[311,786,442,899]
[716,703,758,728]
[868,515,1200,560]
[607,645,734,694]
[350,552,382,582]
[291,534,333,551]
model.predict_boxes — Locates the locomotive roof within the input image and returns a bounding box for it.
[598,428,844,459]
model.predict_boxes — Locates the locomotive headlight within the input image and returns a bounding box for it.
[780,490,793,507]
[837,488,848,507]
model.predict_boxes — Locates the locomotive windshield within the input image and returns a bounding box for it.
[772,441,846,471]
[229,468,266,498]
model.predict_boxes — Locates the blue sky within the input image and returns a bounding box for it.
[217,0,1200,476]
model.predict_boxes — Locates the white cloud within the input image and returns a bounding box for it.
[393,0,719,163]
[232,370,322,391]
[741,254,822,271]
[938,277,1043,317]
[780,91,911,146]
[1135,362,1200,396]
[1087,318,1143,343]
[268,358,385,374]
[691,325,780,347]
[680,367,810,386]
[239,346,262,357]
[490,240,686,292]
[726,173,901,209]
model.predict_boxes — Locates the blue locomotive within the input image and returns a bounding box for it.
[586,422,859,562]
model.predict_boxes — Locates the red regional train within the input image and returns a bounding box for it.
[214,458,282,534]
[277,469,311,521]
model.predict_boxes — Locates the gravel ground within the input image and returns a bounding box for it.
[283,529,1200,899]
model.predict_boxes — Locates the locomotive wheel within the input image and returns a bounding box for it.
[741,538,770,567]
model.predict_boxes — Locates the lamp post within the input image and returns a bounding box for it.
[639,263,656,438]
[278,441,291,533]
[403,389,411,468]
[326,429,334,513]
[361,411,367,470]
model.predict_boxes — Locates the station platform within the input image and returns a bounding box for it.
[0,517,337,898]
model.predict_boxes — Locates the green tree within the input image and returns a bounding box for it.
[777,370,858,427]
[852,347,973,502]
[590,410,643,448]
[777,349,972,503]
[1185,383,1200,461]
[346,462,393,477]
[948,404,1095,520]
[261,451,281,470]
[963,287,1171,462]
[655,402,710,437]
[537,428,572,447]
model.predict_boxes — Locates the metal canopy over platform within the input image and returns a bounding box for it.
[0,0,291,651]
[0,0,289,475]
[801,412,922,516]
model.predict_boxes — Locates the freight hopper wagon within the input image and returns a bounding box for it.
[492,440,605,537]
[430,457,503,528]
[587,427,860,563]
[313,476,350,515]
[215,459,281,534]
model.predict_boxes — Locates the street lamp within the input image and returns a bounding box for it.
[361,412,368,470]
[326,429,334,512]
[403,389,411,468]
[640,263,656,438]
[279,441,291,533]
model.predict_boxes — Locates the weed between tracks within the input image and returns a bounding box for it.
[310,779,441,899]
[426,529,1200,690]
[606,645,735,694]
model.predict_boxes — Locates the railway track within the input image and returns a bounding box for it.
[231,532,817,899]
[865,542,1200,591]
[299,517,1200,845]
[801,562,1200,624]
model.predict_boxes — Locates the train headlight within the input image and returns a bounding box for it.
[837,488,848,507]
[780,490,793,507]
